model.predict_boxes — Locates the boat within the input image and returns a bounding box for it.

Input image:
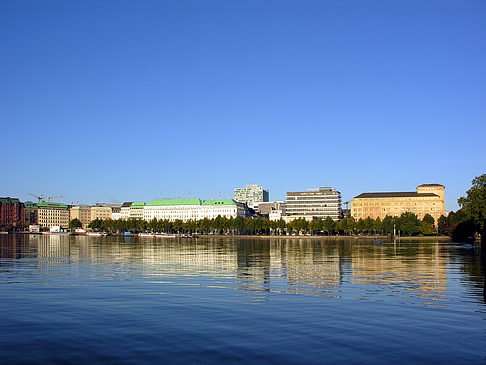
[86,232,108,237]
[138,233,155,237]
[155,233,177,238]
[42,231,71,235]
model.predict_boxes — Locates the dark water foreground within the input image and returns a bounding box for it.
[0,235,485,364]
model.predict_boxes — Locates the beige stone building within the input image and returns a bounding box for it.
[69,205,92,227]
[90,203,113,221]
[350,184,445,223]
[38,202,70,229]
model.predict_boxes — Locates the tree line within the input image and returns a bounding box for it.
[69,212,440,236]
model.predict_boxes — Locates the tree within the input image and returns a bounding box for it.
[422,214,435,226]
[420,214,436,235]
[88,218,102,230]
[323,216,335,235]
[398,212,420,236]
[373,217,382,233]
[458,173,486,244]
[69,218,82,230]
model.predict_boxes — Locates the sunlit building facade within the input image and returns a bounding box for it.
[350,184,445,223]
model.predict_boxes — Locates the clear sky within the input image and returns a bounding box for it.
[1,0,485,211]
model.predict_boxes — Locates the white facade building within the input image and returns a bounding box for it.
[119,202,132,220]
[143,199,248,222]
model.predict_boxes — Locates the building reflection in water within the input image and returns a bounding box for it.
[0,235,467,307]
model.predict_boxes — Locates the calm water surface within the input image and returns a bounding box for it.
[0,234,485,364]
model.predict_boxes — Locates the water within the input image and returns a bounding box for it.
[0,234,485,364]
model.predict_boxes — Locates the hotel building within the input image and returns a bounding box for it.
[143,199,249,222]
[286,187,342,221]
[234,184,269,208]
[350,184,445,222]
[37,202,69,228]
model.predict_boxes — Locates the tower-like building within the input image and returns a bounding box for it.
[234,184,269,208]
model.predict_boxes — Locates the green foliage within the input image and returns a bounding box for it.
[458,173,486,233]
[88,218,103,230]
[398,212,420,235]
[68,218,82,230]
[422,214,435,226]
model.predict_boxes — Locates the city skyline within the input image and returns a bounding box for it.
[1,1,485,211]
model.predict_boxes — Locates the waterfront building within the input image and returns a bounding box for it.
[24,201,38,226]
[69,205,91,227]
[90,203,113,221]
[143,199,249,222]
[350,184,445,223]
[286,187,342,221]
[234,184,269,208]
[111,206,122,220]
[37,202,69,229]
[0,197,25,229]
[129,202,146,219]
[256,201,286,216]
[269,210,285,221]
[120,202,132,219]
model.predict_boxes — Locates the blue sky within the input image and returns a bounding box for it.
[1,0,485,211]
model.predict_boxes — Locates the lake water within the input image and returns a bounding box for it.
[0,234,485,364]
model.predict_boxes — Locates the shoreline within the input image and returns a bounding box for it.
[5,232,453,242]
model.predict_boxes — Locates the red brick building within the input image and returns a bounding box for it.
[0,197,25,230]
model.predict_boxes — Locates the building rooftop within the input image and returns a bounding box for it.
[146,198,239,207]
[417,184,444,187]
[37,202,68,208]
[0,197,21,205]
[147,198,203,206]
[121,202,133,208]
[354,192,440,199]
[131,202,146,207]
[202,199,237,206]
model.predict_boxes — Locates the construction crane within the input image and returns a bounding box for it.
[28,193,66,202]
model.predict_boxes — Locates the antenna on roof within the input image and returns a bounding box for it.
[210,192,213,200]
[219,192,221,200]
[189,186,191,199]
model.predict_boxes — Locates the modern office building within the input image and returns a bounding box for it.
[69,205,91,227]
[143,199,249,222]
[286,187,342,221]
[234,184,269,208]
[350,184,445,223]
[37,202,69,229]
[0,197,25,229]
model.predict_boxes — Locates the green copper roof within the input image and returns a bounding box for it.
[131,202,146,207]
[37,202,68,208]
[202,199,237,206]
[24,201,37,207]
[147,198,202,206]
